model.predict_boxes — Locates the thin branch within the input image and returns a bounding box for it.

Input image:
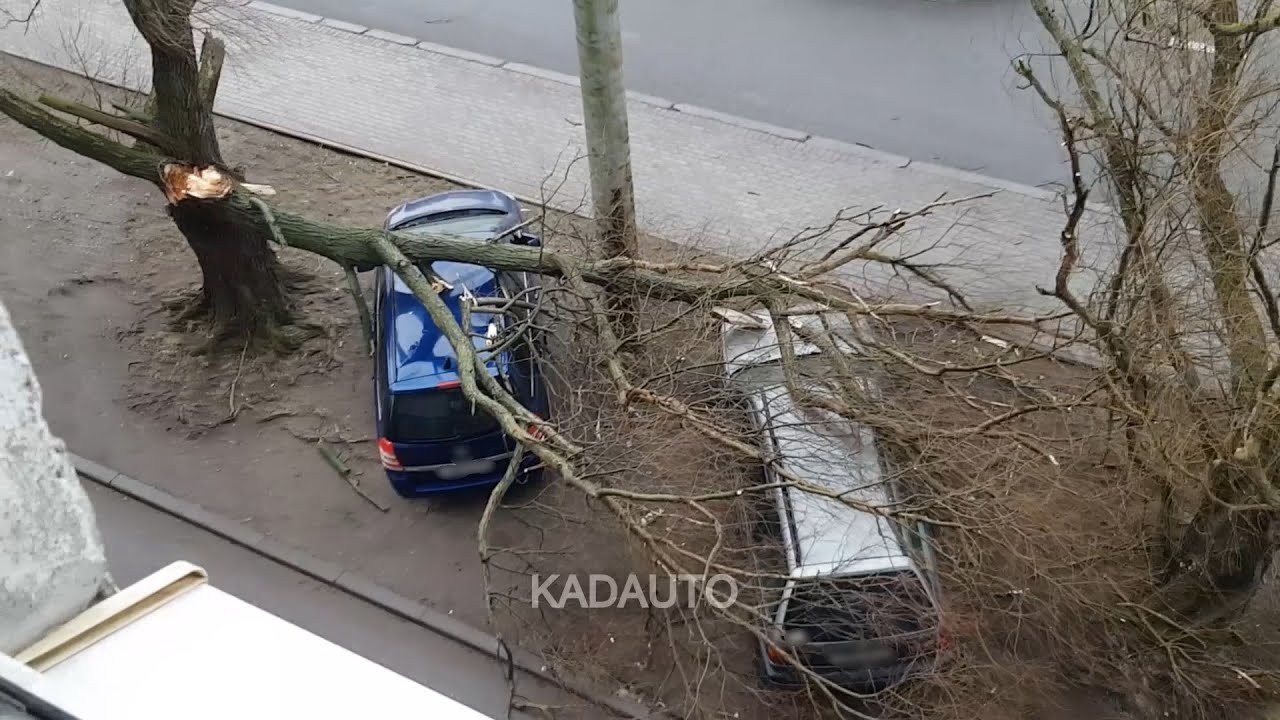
[479,446,525,626]
[344,266,374,355]
[1,0,41,28]
[38,93,181,156]
[1211,9,1280,35]
[316,441,390,512]
[1248,144,1280,339]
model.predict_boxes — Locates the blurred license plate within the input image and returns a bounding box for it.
[824,645,897,668]
[435,459,497,480]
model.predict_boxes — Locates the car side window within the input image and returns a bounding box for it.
[904,522,924,554]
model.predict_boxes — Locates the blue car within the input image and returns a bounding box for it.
[373,189,550,497]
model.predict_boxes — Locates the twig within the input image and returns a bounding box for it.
[492,215,539,243]
[479,446,526,625]
[1248,142,1280,338]
[256,409,297,423]
[286,427,375,444]
[317,441,390,512]
[1,0,42,29]
[228,338,248,418]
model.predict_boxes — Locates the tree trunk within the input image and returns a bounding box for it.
[1153,0,1279,623]
[169,200,291,343]
[1160,457,1278,624]
[572,0,638,261]
[120,0,291,343]
[123,0,221,166]
[573,0,639,342]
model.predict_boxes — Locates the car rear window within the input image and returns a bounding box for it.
[782,573,934,643]
[390,387,500,442]
[398,209,508,237]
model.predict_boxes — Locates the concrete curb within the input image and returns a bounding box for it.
[69,452,665,720]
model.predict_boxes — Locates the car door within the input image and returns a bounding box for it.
[496,269,550,417]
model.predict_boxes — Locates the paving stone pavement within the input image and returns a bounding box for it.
[0,0,1118,319]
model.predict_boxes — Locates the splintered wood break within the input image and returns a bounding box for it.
[159,165,276,204]
[161,163,234,204]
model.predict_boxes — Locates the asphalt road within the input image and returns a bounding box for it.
[84,483,594,720]
[273,0,1066,188]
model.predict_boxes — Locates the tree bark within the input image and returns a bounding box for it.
[117,0,289,343]
[1159,459,1276,624]
[1191,3,1270,399]
[573,0,639,341]
[168,200,292,342]
[572,0,637,261]
[122,0,220,166]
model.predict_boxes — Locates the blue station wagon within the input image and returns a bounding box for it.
[373,190,550,497]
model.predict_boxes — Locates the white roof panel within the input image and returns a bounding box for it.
[26,566,494,720]
[720,308,910,578]
[756,380,909,577]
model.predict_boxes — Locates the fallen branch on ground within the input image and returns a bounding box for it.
[316,440,389,512]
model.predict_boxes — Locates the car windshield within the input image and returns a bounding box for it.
[390,387,500,442]
[782,572,933,643]
[398,209,508,239]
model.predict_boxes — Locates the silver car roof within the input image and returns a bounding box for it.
[719,308,911,579]
[719,304,865,378]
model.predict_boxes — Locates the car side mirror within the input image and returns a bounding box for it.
[516,232,541,248]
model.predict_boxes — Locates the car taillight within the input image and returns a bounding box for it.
[765,643,789,665]
[527,423,545,441]
[378,437,403,471]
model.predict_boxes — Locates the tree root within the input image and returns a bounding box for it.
[161,288,210,326]
[184,313,324,356]
[155,277,325,357]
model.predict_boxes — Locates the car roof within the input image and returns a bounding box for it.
[383,190,522,393]
[386,262,505,393]
[719,308,912,579]
[719,304,868,377]
[386,189,520,233]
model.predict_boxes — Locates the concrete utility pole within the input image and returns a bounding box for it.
[572,0,638,260]
[0,298,113,654]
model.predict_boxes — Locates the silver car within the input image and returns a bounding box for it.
[718,306,944,692]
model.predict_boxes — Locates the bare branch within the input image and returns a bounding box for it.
[1211,9,1280,35]
[37,94,181,156]
[343,267,373,355]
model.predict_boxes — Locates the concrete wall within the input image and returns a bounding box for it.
[0,297,111,654]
